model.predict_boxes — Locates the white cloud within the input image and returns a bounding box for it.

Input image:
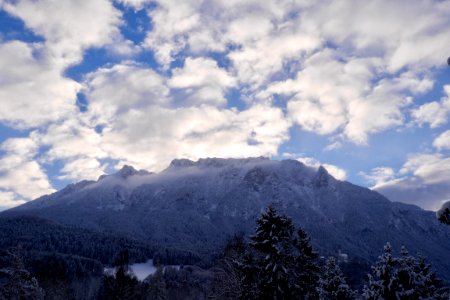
[143,0,321,84]
[399,153,450,185]
[295,156,347,180]
[0,41,80,129]
[98,104,290,171]
[0,137,55,208]
[84,62,170,124]
[58,157,108,181]
[0,0,136,130]
[116,0,151,10]
[433,130,450,150]
[302,0,450,72]
[3,0,123,66]
[168,57,237,106]
[411,85,450,128]
[40,119,108,162]
[272,50,432,144]
[359,167,396,188]
[374,153,450,211]
[143,0,203,67]
[0,191,27,211]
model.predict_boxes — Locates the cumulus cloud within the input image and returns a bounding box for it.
[433,130,450,150]
[359,167,396,188]
[83,62,170,124]
[374,153,450,211]
[143,0,321,85]
[31,59,290,175]
[168,57,237,106]
[0,137,55,208]
[0,41,80,129]
[2,0,123,66]
[0,0,130,130]
[399,153,450,185]
[99,104,290,171]
[116,0,151,10]
[302,0,450,72]
[294,156,347,180]
[58,157,108,181]
[270,50,432,143]
[411,85,450,128]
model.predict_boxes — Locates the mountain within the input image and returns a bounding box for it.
[3,157,450,279]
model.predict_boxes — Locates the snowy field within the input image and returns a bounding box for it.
[105,259,180,281]
[129,259,157,281]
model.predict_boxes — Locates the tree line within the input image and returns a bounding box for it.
[1,207,449,299]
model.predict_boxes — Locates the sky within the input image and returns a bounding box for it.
[0,0,450,211]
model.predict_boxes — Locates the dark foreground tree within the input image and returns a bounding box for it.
[0,247,45,300]
[291,228,320,299]
[363,243,449,299]
[238,206,320,300]
[249,205,296,299]
[438,201,450,225]
[145,267,167,300]
[210,234,247,299]
[99,249,141,300]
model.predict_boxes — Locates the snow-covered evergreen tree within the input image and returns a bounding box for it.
[363,243,400,299]
[0,247,45,300]
[317,257,354,300]
[243,206,321,299]
[363,243,450,300]
[291,228,320,299]
[249,205,296,299]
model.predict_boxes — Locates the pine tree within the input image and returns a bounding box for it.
[291,227,320,299]
[363,243,450,300]
[438,206,450,225]
[363,243,398,300]
[146,267,167,300]
[409,256,449,299]
[317,257,354,300]
[249,205,296,299]
[210,234,247,300]
[0,247,45,300]
[239,252,260,300]
[100,249,140,300]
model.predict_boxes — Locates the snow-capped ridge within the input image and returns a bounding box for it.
[168,156,270,169]
[99,165,152,181]
[313,165,332,188]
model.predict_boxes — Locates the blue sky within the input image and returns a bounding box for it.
[0,0,450,211]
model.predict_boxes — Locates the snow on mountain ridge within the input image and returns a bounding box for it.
[168,156,271,169]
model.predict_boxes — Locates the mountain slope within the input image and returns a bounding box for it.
[3,157,450,279]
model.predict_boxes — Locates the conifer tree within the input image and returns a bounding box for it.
[0,247,45,300]
[147,267,167,300]
[363,243,398,299]
[363,243,450,300]
[211,234,247,300]
[101,249,140,300]
[291,227,320,299]
[438,202,450,225]
[249,205,296,299]
[317,257,354,300]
